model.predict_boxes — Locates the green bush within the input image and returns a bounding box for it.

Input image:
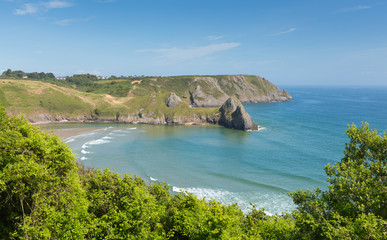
[290,123,387,239]
[0,106,89,239]
[1,106,386,239]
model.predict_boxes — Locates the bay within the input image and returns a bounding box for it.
[45,86,387,214]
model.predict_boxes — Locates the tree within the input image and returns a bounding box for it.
[5,69,12,77]
[291,123,387,239]
[0,106,89,239]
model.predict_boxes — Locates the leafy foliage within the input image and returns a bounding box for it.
[0,69,55,79]
[0,106,89,239]
[1,106,386,239]
[290,123,387,239]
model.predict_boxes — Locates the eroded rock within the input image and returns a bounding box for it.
[218,96,259,131]
[165,92,182,108]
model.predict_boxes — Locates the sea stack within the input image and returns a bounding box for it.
[219,96,259,131]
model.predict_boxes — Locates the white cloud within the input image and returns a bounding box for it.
[43,0,73,9]
[207,35,224,41]
[339,5,371,12]
[138,42,241,62]
[14,3,38,15]
[272,28,296,36]
[14,1,73,15]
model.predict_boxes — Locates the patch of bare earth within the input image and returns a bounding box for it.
[103,94,133,104]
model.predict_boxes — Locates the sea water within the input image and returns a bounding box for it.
[53,86,387,214]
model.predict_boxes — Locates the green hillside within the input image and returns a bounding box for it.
[0,74,292,124]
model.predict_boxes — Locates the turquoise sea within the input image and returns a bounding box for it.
[51,87,387,214]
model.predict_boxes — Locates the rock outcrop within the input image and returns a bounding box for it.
[27,97,258,131]
[218,96,259,131]
[188,75,292,107]
[165,92,182,108]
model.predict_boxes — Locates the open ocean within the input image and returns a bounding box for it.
[50,86,387,214]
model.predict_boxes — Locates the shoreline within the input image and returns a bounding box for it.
[41,126,104,140]
[40,121,263,140]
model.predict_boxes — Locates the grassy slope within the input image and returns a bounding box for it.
[0,80,125,117]
[0,79,218,119]
[0,75,287,120]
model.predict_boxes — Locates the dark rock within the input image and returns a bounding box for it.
[218,96,259,131]
[165,92,182,108]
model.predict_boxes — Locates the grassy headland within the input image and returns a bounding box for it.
[0,73,292,126]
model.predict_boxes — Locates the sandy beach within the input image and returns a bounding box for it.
[43,127,102,140]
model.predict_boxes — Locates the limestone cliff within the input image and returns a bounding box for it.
[218,97,258,131]
[184,75,292,107]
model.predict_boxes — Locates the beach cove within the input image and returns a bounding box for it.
[41,86,387,214]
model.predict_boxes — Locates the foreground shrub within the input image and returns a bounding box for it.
[0,107,89,239]
[1,105,386,239]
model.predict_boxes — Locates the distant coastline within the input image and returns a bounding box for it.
[1,74,292,131]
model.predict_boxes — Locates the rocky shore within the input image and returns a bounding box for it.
[30,97,260,131]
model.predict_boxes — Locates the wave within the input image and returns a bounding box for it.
[172,186,184,192]
[102,136,114,140]
[150,177,158,181]
[171,186,295,214]
[64,138,75,143]
[81,149,91,154]
[88,139,111,145]
[81,157,87,160]
[208,172,289,193]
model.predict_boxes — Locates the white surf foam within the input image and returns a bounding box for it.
[112,129,125,133]
[81,149,91,154]
[150,177,158,181]
[81,157,87,160]
[102,136,114,140]
[171,187,295,214]
[65,138,75,143]
[172,186,184,192]
[88,139,111,145]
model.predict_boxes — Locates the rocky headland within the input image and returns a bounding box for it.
[1,75,292,131]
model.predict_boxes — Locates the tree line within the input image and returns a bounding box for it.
[1,69,55,79]
[0,106,386,239]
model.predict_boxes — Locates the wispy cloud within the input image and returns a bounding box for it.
[138,42,241,62]
[43,0,73,9]
[338,5,371,12]
[14,3,38,15]
[54,18,76,26]
[207,35,224,41]
[53,16,94,26]
[14,1,73,15]
[272,28,296,36]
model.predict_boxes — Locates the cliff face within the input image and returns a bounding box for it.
[185,75,292,107]
[28,97,259,131]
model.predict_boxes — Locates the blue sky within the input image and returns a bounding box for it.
[1,0,386,86]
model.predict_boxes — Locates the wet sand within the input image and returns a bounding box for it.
[43,127,101,140]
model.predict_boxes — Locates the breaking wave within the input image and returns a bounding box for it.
[171,186,295,214]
